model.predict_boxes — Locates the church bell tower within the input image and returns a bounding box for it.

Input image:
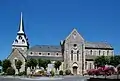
[12,12,29,52]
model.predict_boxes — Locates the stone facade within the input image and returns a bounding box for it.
[7,13,114,75]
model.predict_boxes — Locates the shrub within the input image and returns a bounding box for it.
[50,70,55,76]
[59,70,63,75]
[6,67,15,75]
[65,69,71,75]
[18,71,26,76]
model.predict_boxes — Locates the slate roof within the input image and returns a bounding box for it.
[27,45,61,52]
[85,41,113,49]
[27,42,113,53]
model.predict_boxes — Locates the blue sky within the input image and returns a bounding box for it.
[0,0,120,60]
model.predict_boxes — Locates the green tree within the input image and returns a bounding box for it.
[38,59,43,69]
[26,60,31,69]
[15,60,22,74]
[42,59,51,70]
[26,58,37,75]
[54,61,62,70]
[2,59,11,73]
[109,55,120,67]
[94,56,109,68]
[30,58,37,69]
[38,59,51,70]
[54,61,62,74]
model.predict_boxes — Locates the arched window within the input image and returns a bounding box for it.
[14,58,18,64]
[85,62,87,69]
[77,50,79,61]
[15,59,17,64]
[18,36,22,39]
[89,63,92,69]
[15,39,18,43]
[22,40,25,43]
[90,50,92,55]
[71,50,73,61]
[107,50,109,55]
[99,50,101,56]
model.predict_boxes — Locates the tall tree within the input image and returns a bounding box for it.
[15,60,22,74]
[26,58,37,75]
[54,61,62,71]
[26,60,31,69]
[42,59,51,70]
[38,59,51,70]
[38,59,43,69]
[2,59,11,73]
[30,58,37,69]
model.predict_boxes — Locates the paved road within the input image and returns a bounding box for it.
[0,75,89,81]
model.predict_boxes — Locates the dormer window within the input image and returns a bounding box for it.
[56,53,58,55]
[15,39,18,43]
[22,40,25,43]
[18,36,22,39]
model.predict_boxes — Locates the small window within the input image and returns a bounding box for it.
[77,50,79,54]
[107,50,109,55]
[56,53,58,55]
[15,39,18,43]
[99,50,101,55]
[71,50,73,53]
[85,62,87,69]
[77,53,79,61]
[14,59,17,64]
[18,36,22,39]
[73,44,77,47]
[90,50,92,55]
[22,40,25,43]
[48,53,50,55]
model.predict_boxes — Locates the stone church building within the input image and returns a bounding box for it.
[7,13,114,75]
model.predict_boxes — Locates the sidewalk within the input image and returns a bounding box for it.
[20,77,64,80]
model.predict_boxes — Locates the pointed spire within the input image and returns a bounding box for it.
[17,12,24,34]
